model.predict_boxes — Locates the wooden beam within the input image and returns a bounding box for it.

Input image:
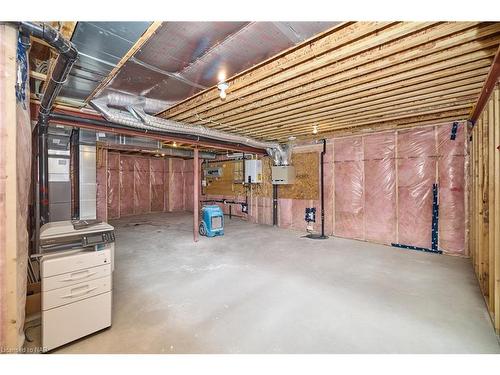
[49,22,77,40]
[254,104,473,139]
[214,73,487,130]
[0,24,23,351]
[470,46,500,123]
[488,92,496,314]
[85,21,163,103]
[493,86,500,334]
[264,109,470,141]
[220,86,481,133]
[173,22,440,120]
[250,97,477,139]
[206,41,497,128]
[29,70,47,81]
[201,49,496,137]
[170,22,491,123]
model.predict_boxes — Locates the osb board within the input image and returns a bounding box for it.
[205,153,319,200]
[278,152,319,200]
[204,160,246,196]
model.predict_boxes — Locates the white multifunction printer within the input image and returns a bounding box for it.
[38,220,115,352]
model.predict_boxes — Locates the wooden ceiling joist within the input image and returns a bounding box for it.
[214,76,486,131]
[156,21,500,140]
[469,45,500,123]
[166,22,486,122]
[266,107,472,140]
[235,88,480,134]
[188,24,499,126]
[256,101,474,139]
[212,56,493,135]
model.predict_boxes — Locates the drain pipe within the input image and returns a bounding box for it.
[17,22,78,225]
[305,139,328,240]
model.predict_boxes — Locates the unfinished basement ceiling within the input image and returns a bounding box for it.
[157,22,500,141]
[89,21,340,106]
[59,22,153,101]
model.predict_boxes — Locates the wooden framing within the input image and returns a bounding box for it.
[0,24,26,351]
[470,46,500,123]
[156,22,500,141]
[469,84,500,336]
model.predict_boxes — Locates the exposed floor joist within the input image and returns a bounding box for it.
[157,22,500,141]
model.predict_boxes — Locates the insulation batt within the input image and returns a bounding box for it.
[97,151,195,220]
[200,123,466,255]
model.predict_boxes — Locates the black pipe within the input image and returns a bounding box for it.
[320,139,326,238]
[273,184,278,226]
[70,128,80,220]
[18,22,79,225]
[305,139,328,240]
[38,125,49,224]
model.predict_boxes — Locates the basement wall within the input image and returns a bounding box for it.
[96,150,195,221]
[469,85,500,335]
[204,122,467,256]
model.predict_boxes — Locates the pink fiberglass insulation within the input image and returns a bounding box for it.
[133,157,150,215]
[107,153,120,219]
[184,170,194,212]
[397,127,437,249]
[169,158,185,211]
[150,158,165,212]
[334,137,364,240]
[363,133,397,244]
[278,198,293,229]
[323,150,334,236]
[119,156,135,216]
[437,123,466,254]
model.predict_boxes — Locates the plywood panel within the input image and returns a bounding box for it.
[278,152,319,200]
[204,160,246,196]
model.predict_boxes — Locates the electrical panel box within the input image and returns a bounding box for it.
[244,160,262,183]
[272,166,296,185]
[204,167,222,178]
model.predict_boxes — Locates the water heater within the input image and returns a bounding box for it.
[244,159,262,183]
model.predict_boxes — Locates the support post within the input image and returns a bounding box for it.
[193,148,199,242]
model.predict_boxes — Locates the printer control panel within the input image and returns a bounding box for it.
[82,231,115,248]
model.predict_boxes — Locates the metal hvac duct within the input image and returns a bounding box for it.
[90,93,292,165]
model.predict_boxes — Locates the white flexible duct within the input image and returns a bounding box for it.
[100,92,174,114]
[90,94,292,165]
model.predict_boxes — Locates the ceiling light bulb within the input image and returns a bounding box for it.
[312,125,318,134]
[217,82,229,101]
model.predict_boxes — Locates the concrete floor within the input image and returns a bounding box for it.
[28,212,499,353]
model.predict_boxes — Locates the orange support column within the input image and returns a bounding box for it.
[193,148,199,242]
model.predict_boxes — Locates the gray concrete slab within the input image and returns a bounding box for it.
[29,212,500,353]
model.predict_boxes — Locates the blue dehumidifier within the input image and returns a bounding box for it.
[199,205,224,237]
